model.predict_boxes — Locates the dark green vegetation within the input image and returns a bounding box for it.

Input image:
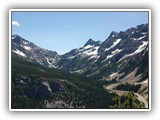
[115,83,141,93]
[11,54,116,109]
[11,23,149,109]
[110,91,144,109]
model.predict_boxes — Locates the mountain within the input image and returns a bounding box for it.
[11,23,149,108]
[12,35,59,68]
[12,24,148,81]
[58,38,101,73]
[11,54,115,109]
[58,24,148,82]
[83,38,101,47]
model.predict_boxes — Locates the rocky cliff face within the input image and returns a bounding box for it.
[57,24,148,82]
[11,23,149,109]
[12,23,149,81]
[12,35,59,68]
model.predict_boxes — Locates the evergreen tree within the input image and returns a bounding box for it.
[110,91,144,109]
[110,96,121,108]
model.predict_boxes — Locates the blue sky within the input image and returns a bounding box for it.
[12,11,148,55]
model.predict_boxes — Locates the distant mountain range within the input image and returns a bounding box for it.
[12,23,148,80]
[11,23,149,109]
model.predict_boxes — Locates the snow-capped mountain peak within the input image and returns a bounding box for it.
[12,35,59,68]
[12,23,149,80]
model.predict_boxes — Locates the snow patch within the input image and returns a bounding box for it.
[67,55,76,59]
[112,34,115,37]
[12,36,16,39]
[106,54,113,59]
[88,55,100,60]
[102,54,113,63]
[111,49,122,54]
[23,46,31,51]
[133,35,146,41]
[83,46,99,56]
[45,57,56,68]
[118,41,148,62]
[12,49,26,57]
[105,39,121,51]
[102,49,122,62]
[23,41,29,45]
[142,32,147,35]
[84,45,93,49]
[128,41,148,56]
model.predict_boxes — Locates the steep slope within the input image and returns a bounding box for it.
[58,24,149,82]
[12,35,59,68]
[11,23,149,108]
[11,54,115,109]
[12,24,148,82]
[58,39,101,73]
[92,24,148,80]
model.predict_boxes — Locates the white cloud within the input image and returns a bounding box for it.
[12,21,20,27]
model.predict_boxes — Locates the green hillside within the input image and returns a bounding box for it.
[11,54,116,109]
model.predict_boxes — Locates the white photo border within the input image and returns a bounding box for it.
[9,9,151,111]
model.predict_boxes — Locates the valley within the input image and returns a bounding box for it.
[11,23,149,109]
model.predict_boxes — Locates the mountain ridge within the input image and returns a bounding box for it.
[12,23,148,81]
[11,23,149,109]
